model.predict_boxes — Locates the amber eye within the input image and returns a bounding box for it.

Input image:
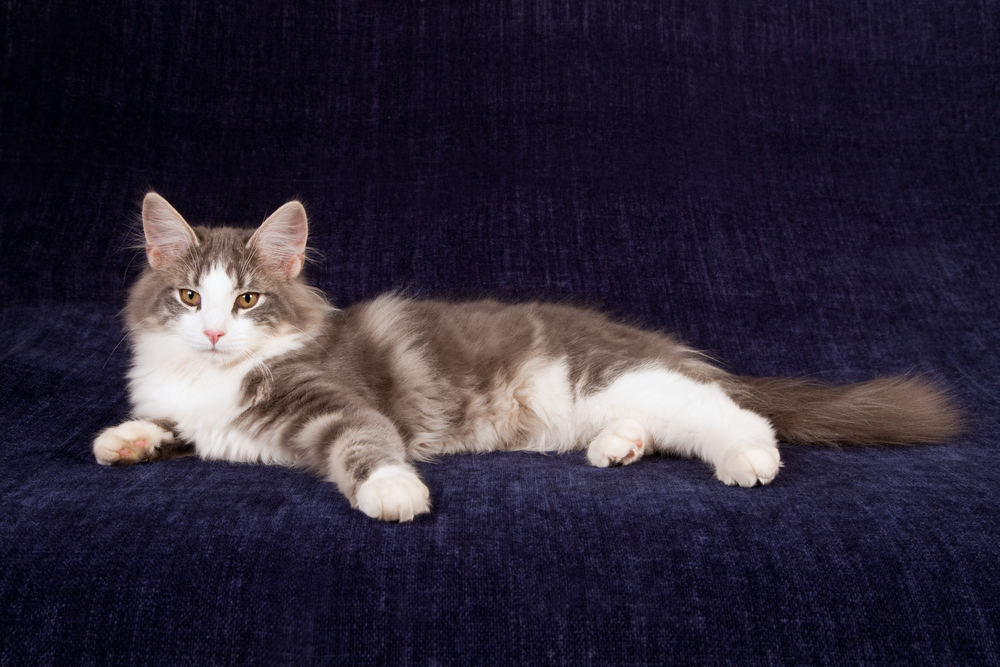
[236,292,259,309]
[179,289,201,306]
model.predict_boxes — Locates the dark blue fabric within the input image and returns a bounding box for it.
[2,1,998,664]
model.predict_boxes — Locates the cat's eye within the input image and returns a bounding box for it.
[236,292,260,309]
[179,289,201,307]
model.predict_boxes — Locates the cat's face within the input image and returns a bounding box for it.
[128,193,318,366]
[167,261,276,361]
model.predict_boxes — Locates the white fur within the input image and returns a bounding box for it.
[507,362,781,486]
[128,266,305,464]
[587,418,649,467]
[580,367,781,485]
[93,419,174,465]
[173,265,265,357]
[355,465,431,522]
[461,358,579,455]
[519,358,580,451]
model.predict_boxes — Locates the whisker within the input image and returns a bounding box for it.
[102,316,154,370]
[120,248,145,291]
[240,347,274,384]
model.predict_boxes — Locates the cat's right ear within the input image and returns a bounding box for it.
[142,192,199,269]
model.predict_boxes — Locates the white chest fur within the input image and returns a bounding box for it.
[127,332,298,464]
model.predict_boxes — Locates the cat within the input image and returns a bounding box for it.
[93,192,962,521]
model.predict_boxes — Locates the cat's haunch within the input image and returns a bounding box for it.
[94,193,962,521]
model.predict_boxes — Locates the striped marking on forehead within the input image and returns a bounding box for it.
[189,230,254,285]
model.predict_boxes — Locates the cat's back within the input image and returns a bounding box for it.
[331,295,583,368]
[322,294,710,386]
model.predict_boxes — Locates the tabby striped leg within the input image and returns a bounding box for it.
[304,409,430,522]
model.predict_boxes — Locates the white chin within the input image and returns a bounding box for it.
[201,347,240,363]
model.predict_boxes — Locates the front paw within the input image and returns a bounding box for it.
[355,465,431,522]
[93,420,174,466]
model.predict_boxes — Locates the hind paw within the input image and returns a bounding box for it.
[715,446,782,487]
[587,419,650,467]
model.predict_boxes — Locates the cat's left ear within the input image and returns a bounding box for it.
[248,201,309,280]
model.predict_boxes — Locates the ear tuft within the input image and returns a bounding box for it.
[142,193,199,269]
[247,201,309,280]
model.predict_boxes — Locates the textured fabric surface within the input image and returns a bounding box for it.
[2,1,999,665]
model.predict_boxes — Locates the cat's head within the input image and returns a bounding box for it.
[126,192,330,365]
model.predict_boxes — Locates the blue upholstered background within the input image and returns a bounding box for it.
[2,1,998,664]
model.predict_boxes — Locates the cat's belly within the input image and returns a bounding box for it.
[411,358,586,457]
[424,362,746,458]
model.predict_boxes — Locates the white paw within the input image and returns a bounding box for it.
[715,446,782,487]
[93,420,173,466]
[587,418,650,467]
[355,465,431,522]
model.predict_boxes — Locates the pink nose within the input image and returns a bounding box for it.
[204,329,226,346]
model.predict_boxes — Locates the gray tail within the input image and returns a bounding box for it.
[722,375,963,446]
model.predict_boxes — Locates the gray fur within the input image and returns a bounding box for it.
[110,194,963,514]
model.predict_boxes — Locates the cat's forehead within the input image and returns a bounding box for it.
[186,226,255,284]
[191,226,253,261]
[198,263,240,293]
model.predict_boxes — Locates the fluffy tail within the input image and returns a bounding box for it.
[722,375,963,446]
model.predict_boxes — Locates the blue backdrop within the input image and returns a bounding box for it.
[2,1,998,664]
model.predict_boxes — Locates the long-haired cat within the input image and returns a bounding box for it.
[94,193,961,521]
